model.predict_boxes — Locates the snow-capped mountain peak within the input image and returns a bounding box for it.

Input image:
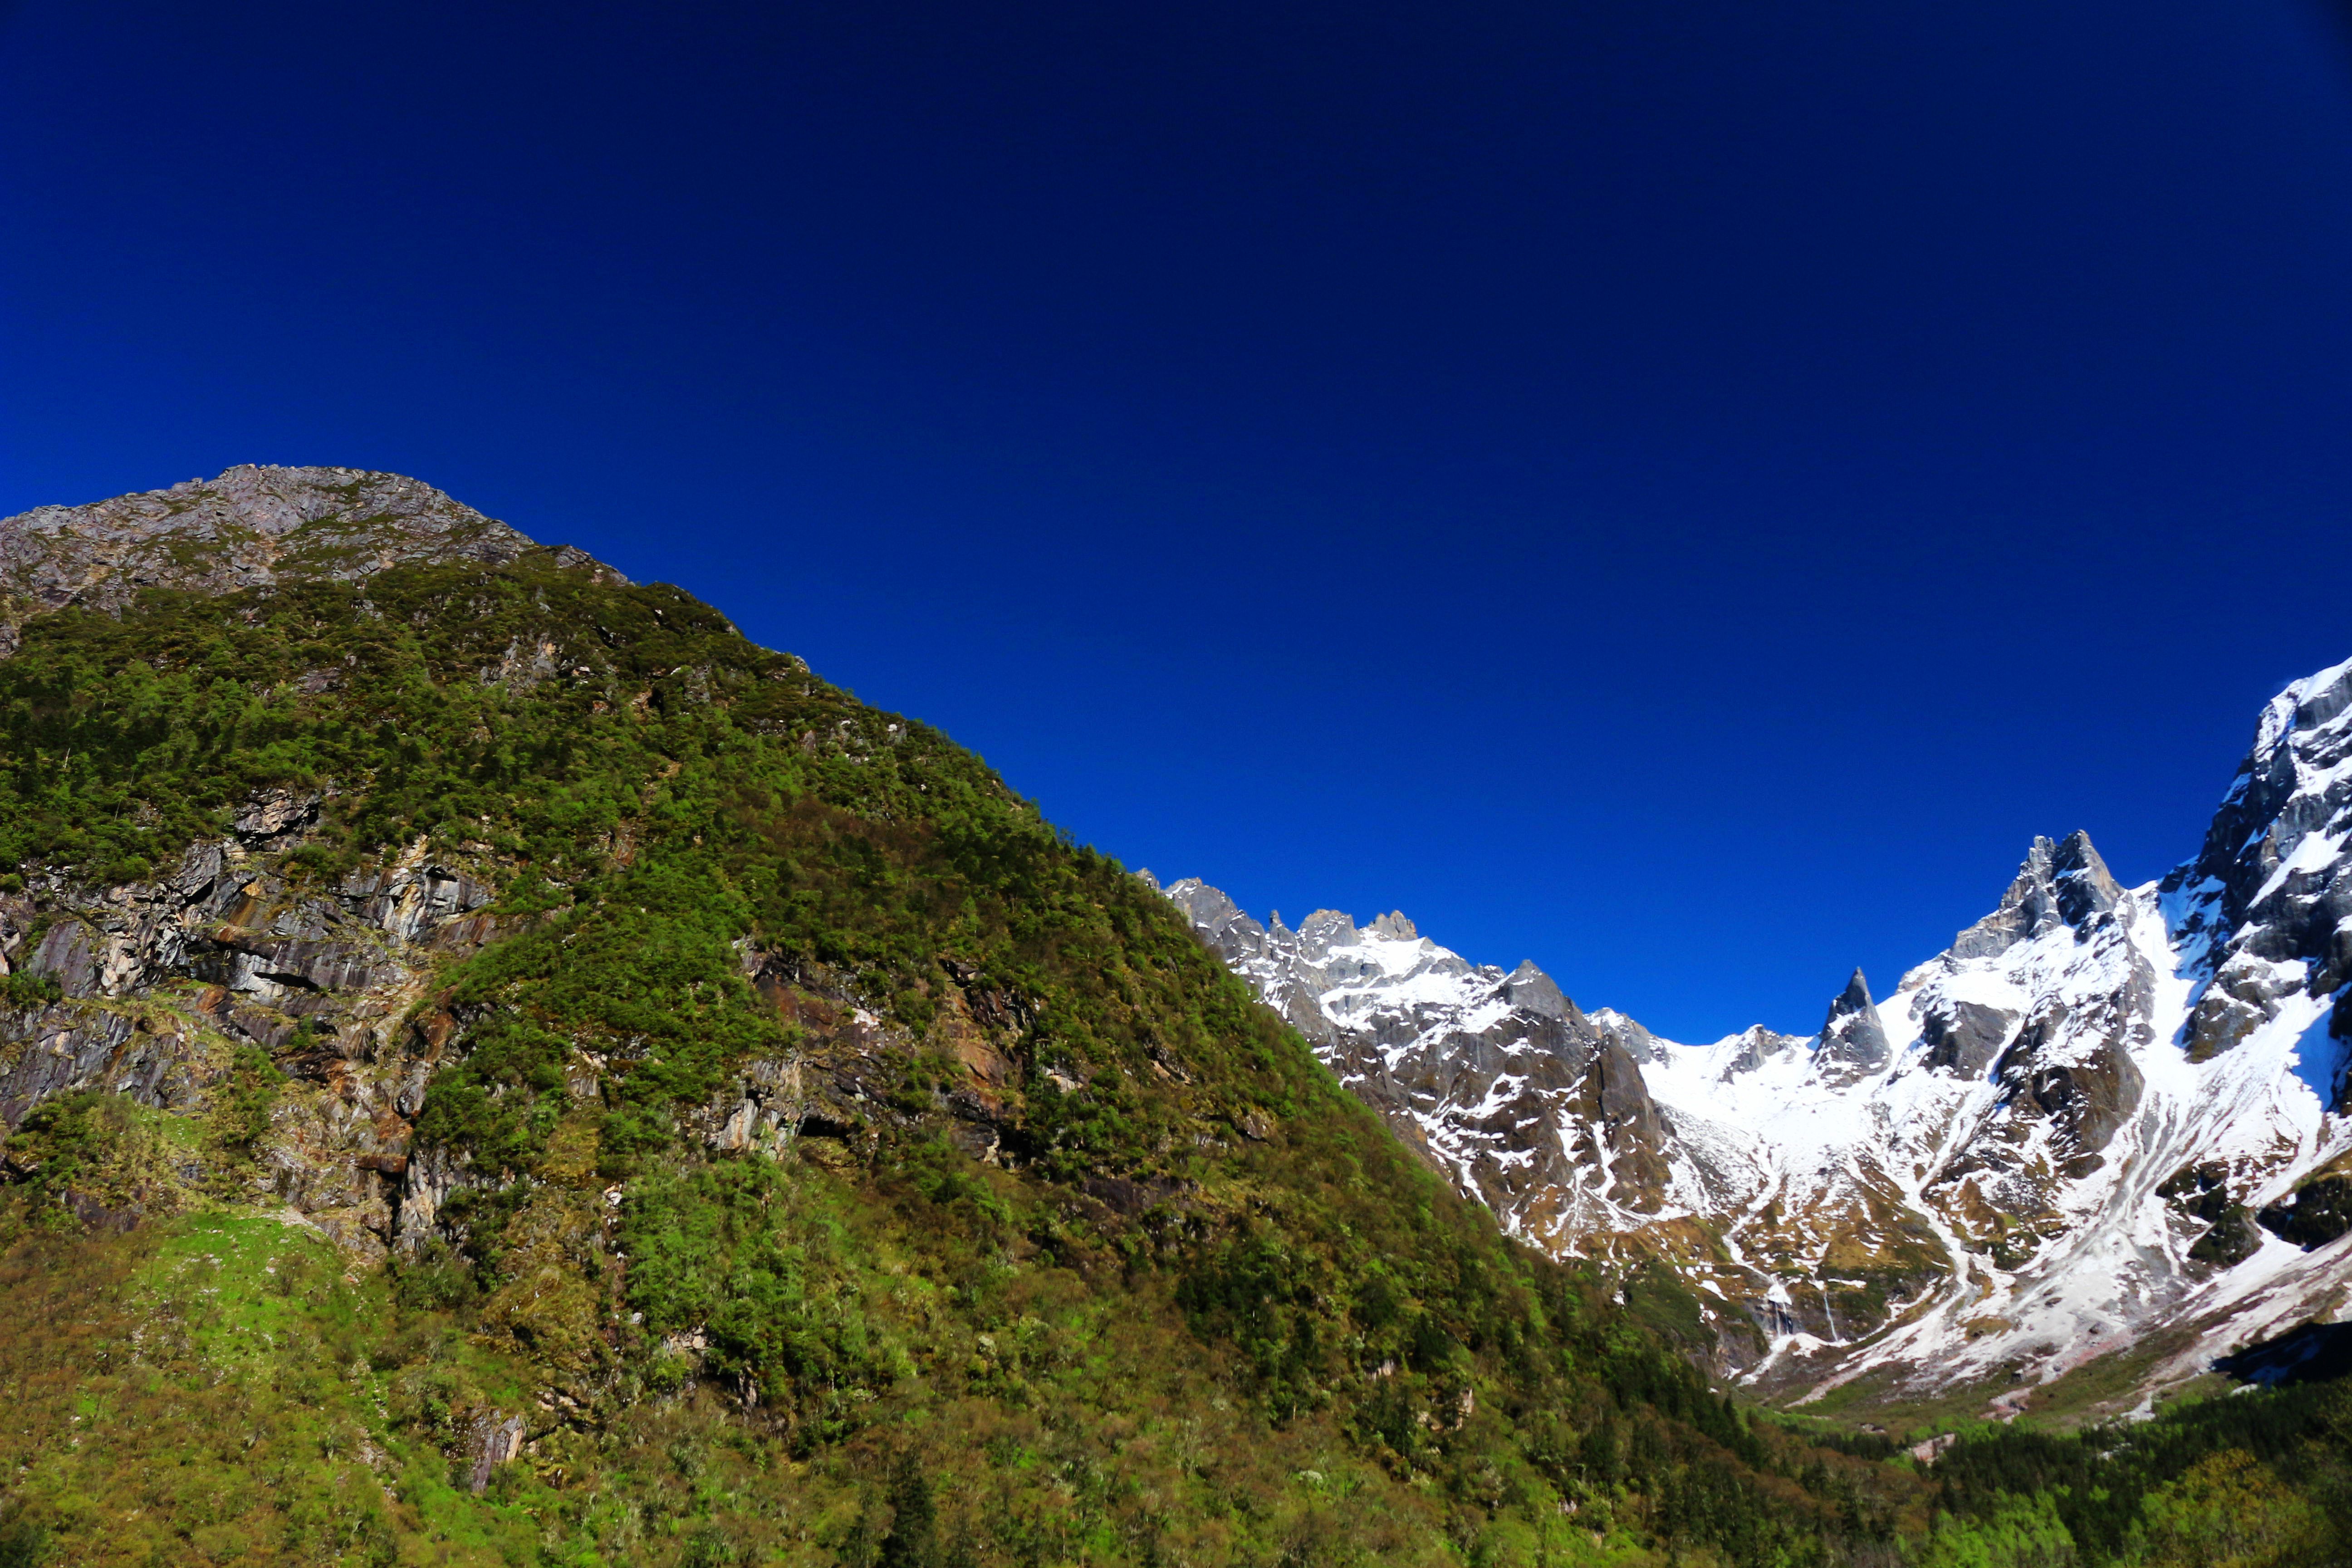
[1157,656,2352,1416]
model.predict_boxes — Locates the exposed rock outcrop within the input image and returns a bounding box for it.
[1816,970,1891,1077]
[0,822,510,1256]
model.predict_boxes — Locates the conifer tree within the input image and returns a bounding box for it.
[877,1456,937,1568]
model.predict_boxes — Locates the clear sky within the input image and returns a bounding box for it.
[4,1,2351,1039]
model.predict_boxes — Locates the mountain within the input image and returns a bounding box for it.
[0,468,1899,1567]
[1158,654,2352,1420]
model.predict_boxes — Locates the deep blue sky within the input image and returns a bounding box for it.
[5,2,2351,1039]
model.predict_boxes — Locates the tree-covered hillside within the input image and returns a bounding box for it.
[0,527,2344,1568]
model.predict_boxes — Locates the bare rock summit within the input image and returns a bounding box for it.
[0,463,625,654]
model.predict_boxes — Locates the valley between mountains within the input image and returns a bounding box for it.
[0,466,2345,1567]
[1155,655,2352,1422]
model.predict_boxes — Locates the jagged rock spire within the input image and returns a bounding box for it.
[1950,830,2122,959]
[1817,967,1891,1073]
[2049,830,2123,925]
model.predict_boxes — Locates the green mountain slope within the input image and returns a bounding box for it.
[0,470,2337,1568]
[0,476,1904,1566]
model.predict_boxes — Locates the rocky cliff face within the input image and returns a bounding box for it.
[0,804,504,1255]
[1161,656,2352,1411]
